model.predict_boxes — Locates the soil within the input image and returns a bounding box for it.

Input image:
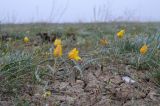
[1,64,160,106]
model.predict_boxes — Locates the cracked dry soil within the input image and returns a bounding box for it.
[1,64,160,106]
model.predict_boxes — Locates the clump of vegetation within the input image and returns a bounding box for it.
[0,51,36,95]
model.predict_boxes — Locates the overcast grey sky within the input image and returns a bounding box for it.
[0,0,160,23]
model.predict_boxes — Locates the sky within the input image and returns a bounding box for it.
[0,0,160,23]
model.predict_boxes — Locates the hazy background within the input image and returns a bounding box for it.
[0,0,160,23]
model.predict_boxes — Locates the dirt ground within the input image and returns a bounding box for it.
[1,63,160,106]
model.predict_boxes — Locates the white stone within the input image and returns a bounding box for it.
[122,76,136,84]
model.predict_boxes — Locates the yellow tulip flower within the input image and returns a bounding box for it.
[117,30,125,39]
[24,36,29,43]
[68,48,81,61]
[53,44,62,57]
[54,39,62,46]
[140,44,148,55]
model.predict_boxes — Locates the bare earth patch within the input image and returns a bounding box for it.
[1,64,159,106]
